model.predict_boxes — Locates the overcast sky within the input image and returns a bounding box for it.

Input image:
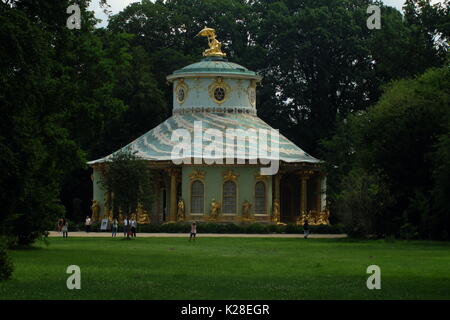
[89,0,443,28]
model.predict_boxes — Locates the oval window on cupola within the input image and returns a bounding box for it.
[178,87,185,102]
[175,79,188,104]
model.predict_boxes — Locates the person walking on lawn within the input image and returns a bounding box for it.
[303,219,310,239]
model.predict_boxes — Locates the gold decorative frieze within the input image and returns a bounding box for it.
[298,170,314,179]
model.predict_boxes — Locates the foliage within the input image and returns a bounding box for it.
[399,223,419,240]
[0,238,14,281]
[64,221,345,234]
[98,150,155,217]
[336,169,392,238]
[430,132,450,240]
[323,66,450,239]
[0,7,80,245]
[1,0,449,243]
[135,222,345,234]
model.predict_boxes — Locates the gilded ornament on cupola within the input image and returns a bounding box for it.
[196,27,226,57]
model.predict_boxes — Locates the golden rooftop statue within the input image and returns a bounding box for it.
[197,27,226,57]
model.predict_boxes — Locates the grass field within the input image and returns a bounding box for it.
[1,237,449,299]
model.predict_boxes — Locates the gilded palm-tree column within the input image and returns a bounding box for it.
[274,171,282,203]
[298,171,312,219]
[168,168,179,222]
[316,173,324,213]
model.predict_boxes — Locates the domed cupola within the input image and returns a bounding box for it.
[166,28,262,116]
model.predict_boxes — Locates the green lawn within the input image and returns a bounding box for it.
[1,237,450,299]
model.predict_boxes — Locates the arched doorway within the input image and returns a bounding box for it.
[280,174,300,223]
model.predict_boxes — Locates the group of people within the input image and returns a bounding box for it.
[115,217,138,237]
[56,218,69,238]
[84,216,137,237]
[57,217,302,239]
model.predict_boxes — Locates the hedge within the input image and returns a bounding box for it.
[64,222,344,234]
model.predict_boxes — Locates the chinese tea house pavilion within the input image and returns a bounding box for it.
[88,28,329,225]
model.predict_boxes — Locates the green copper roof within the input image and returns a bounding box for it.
[168,57,260,80]
[88,113,320,165]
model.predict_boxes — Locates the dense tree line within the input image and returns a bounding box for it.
[323,66,450,239]
[0,0,448,248]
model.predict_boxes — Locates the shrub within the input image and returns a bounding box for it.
[399,223,419,240]
[88,222,345,234]
[336,169,392,238]
[0,238,14,281]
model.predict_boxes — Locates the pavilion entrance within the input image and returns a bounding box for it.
[280,174,300,223]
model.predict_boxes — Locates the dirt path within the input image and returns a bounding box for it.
[48,231,347,239]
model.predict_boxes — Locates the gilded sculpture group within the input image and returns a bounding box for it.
[91,195,329,225]
[89,192,151,224]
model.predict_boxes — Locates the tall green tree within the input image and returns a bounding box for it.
[0,7,80,244]
[0,0,134,242]
[98,150,155,221]
[323,66,450,239]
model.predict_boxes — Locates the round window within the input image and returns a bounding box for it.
[214,87,226,102]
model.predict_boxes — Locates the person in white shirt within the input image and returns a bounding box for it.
[123,217,129,237]
[85,216,91,233]
[130,218,137,237]
[62,219,69,238]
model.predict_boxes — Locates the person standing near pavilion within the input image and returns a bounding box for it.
[303,218,310,239]
[123,216,129,237]
[57,218,64,233]
[111,218,118,237]
[189,221,197,241]
[85,216,91,233]
[61,219,69,238]
[130,217,137,237]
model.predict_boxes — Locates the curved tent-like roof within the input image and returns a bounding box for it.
[87,112,320,165]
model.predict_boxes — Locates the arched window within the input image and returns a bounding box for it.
[191,180,204,214]
[223,181,237,214]
[254,181,266,214]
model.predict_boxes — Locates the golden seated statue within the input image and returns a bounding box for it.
[197,27,226,57]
